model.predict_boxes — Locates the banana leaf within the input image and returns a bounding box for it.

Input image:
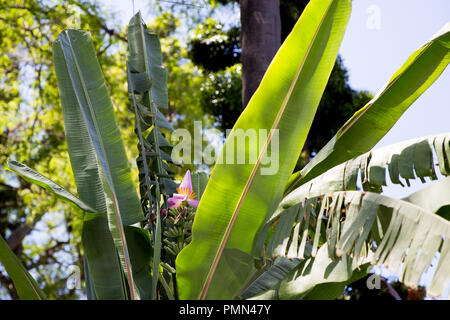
[176,0,352,299]
[286,22,450,193]
[54,33,143,299]
[261,191,450,299]
[6,159,94,213]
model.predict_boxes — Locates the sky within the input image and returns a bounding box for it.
[339,0,450,149]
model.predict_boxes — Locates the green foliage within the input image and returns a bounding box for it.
[0,0,210,299]
[147,10,213,140]
[200,65,243,131]
[189,19,240,72]
[127,12,179,212]
[0,0,130,299]
[127,11,181,299]
[286,21,450,193]
[54,27,152,299]
[190,2,371,158]
[176,0,352,299]
[1,0,449,302]
[261,190,450,299]
[177,0,450,301]
[6,159,94,213]
[0,233,46,300]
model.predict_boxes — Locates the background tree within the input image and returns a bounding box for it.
[240,0,281,108]
[0,0,132,299]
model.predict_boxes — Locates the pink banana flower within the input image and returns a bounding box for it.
[167,170,199,209]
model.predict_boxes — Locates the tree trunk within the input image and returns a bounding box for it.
[6,223,31,252]
[240,0,281,108]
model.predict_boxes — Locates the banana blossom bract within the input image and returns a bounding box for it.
[168,170,199,209]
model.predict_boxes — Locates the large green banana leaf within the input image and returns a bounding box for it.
[54,33,144,299]
[0,234,46,300]
[82,214,153,300]
[285,22,450,194]
[56,30,143,226]
[176,0,352,300]
[53,39,107,215]
[81,213,129,299]
[53,36,129,299]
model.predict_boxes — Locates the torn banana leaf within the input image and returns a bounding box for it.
[276,132,450,224]
[261,191,450,299]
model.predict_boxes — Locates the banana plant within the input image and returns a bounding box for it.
[127,11,179,299]
[1,0,450,301]
[3,12,200,300]
[5,24,155,299]
[175,0,450,300]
